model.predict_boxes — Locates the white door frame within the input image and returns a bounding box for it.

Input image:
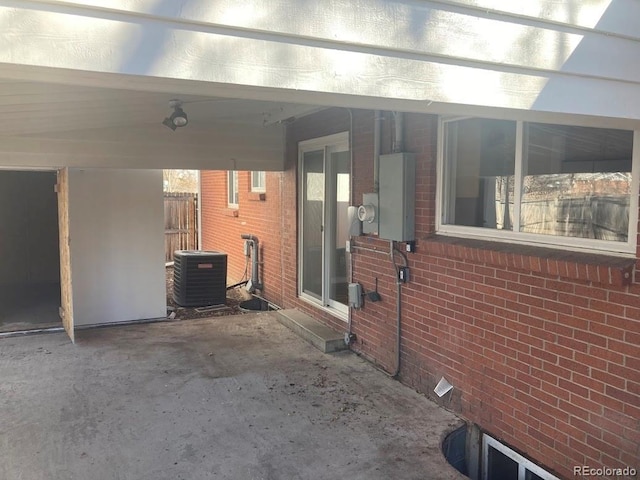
[298,132,350,320]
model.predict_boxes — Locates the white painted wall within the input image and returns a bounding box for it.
[68,168,165,326]
[2,0,640,120]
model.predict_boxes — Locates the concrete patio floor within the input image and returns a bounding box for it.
[0,312,465,480]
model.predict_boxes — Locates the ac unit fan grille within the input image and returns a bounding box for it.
[173,250,227,307]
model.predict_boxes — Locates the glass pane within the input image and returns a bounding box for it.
[228,171,238,205]
[251,171,265,191]
[234,172,239,204]
[329,151,350,305]
[445,118,516,229]
[521,123,633,241]
[487,445,519,480]
[525,470,544,480]
[302,151,324,300]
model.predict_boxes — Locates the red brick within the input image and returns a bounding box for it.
[568,415,604,440]
[605,385,639,406]
[575,329,608,347]
[573,306,606,323]
[199,108,640,475]
[589,390,625,412]
[559,378,589,398]
[591,367,626,390]
[607,339,640,358]
[589,319,625,340]
[585,434,624,462]
[589,344,625,364]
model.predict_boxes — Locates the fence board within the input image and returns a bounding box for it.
[164,193,198,262]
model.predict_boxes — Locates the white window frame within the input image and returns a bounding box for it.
[436,117,639,256]
[227,170,239,208]
[482,434,560,480]
[251,171,266,192]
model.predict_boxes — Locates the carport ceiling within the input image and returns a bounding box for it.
[0,79,321,137]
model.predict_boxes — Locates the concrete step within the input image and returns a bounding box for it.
[275,309,347,353]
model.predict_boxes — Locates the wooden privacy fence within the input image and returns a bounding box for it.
[165,193,198,262]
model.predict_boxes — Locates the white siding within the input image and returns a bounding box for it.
[0,122,285,171]
[68,168,165,326]
[1,1,640,120]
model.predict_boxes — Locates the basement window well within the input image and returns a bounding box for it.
[483,435,560,480]
[443,425,560,480]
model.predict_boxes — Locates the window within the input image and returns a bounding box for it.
[227,170,239,207]
[482,434,559,480]
[251,171,266,192]
[439,117,638,253]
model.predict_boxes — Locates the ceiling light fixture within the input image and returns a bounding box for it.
[162,99,188,131]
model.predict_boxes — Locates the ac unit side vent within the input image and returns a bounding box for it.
[173,250,227,307]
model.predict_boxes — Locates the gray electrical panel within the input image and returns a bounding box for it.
[378,153,416,241]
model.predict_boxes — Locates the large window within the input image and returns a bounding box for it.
[227,170,239,207]
[439,118,637,253]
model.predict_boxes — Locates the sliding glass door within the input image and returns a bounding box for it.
[301,149,324,301]
[299,133,350,317]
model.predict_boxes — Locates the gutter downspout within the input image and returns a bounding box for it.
[196,171,203,250]
[374,110,382,193]
[393,111,404,153]
[347,109,356,340]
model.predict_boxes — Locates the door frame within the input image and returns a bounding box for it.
[298,132,350,320]
[0,167,66,336]
[57,167,75,342]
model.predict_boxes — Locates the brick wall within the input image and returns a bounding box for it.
[200,169,284,305]
[203,108,640,478]
[284,111,640,478]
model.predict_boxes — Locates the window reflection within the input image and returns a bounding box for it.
[445,118,516,230]
[521,124,633,241]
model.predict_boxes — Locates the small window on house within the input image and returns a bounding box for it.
[482,434,559,480]
[251,171,266,192]
[439,117,637,253]
[227,170,239,207]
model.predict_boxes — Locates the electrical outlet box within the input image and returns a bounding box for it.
[348,283,363,308]
[378,153,416,241]
[398,266,410,283]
